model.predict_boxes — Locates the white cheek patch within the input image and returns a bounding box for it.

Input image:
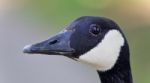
[78,30,124,71]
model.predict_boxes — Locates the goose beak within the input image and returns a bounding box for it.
[23,30,75,56]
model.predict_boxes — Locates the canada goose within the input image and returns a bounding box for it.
[23,16,133,83]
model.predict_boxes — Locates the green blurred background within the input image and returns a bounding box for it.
[0,0,150,83]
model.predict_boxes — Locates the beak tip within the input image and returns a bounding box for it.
[23,45,32,53]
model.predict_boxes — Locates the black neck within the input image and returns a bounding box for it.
[97,42,133,83]
[97,62,132,83]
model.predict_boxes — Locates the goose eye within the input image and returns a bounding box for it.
[89,24,101,36]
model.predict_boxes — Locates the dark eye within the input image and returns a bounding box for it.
[89,24,101,36]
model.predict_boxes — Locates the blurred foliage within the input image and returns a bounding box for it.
[22,0,150,83]
[25,0,150,28]
[125,27,150,83]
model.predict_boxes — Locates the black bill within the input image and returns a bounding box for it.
[23,30,75,56]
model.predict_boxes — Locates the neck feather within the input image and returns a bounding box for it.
[97,43,133,83]
[97,62,132,83]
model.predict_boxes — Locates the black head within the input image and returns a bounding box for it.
[67,16,123,57]
[23,16,128,71]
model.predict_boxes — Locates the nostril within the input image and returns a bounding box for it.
[49,40,58,45]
